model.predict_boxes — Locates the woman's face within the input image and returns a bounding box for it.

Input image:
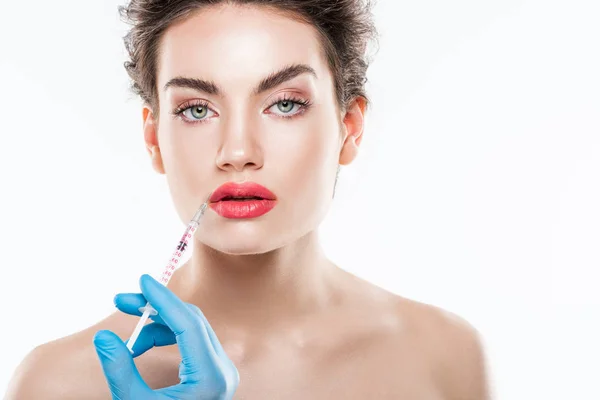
[143,4,365,255]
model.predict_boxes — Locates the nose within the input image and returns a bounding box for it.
[215,118,264,173]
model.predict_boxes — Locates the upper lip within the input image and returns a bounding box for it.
[209,181,277,202]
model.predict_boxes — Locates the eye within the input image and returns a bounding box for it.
[266,97,311,118]
[182,104,215,121]
[172,100,217,124]
[276,100,295,113]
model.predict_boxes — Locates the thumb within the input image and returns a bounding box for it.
[93,330,151,399]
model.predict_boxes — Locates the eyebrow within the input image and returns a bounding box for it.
[163,63,317,96]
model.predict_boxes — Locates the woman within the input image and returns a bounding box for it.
[6,0,490,398]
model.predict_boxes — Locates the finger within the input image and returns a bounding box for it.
[186,304,229,361]
[93,330,152,398]
[115,294,224,357]
[114,293,167,325]
[117,292,227,360]
[125,322,176,358]
[139,274,220,383]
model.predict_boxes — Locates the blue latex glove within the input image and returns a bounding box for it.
[93,274,239,400]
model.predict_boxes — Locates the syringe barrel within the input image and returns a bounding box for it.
[157,221,198,285]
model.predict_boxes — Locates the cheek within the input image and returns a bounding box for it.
[160,119,215,170]
[158,123,215,211]
[264,116,340,196]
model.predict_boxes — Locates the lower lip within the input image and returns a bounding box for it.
[209,199,277,219]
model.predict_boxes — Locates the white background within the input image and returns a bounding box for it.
[0,0,598,398]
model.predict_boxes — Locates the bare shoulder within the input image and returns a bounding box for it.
[340,272,490,399]
[399,296,490,397]
[4,312,132,400]
[371,286,490,400]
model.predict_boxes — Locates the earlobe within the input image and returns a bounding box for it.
[339,136,359,166]
[142,106,166,175]
[149,146,166,175]
[339,97,367,166]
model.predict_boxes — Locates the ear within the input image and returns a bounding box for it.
[338,96,367,166]
[143,105,165,175]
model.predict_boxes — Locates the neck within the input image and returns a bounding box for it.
[173,231,342,331]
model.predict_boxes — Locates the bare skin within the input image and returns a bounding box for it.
[6,4,490,399]
[6,256,488,399]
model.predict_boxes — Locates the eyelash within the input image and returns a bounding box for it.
[171,95,312,125]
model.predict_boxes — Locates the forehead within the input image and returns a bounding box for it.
[156,4,330,92]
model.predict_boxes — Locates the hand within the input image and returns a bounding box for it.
[93,274,239,400]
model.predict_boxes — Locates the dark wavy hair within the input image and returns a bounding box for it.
[118,0,379,117]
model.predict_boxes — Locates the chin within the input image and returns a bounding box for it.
[194,208,321,256]
[204,236,285,255]
[198,222,289,256]
[215,245,277,256]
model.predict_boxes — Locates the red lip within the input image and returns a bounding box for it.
[209,182,277,219]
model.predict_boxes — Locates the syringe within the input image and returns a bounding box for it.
[126,195,211,354]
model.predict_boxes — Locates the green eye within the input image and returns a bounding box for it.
[277,100,294,113]
[190,106,208,119]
